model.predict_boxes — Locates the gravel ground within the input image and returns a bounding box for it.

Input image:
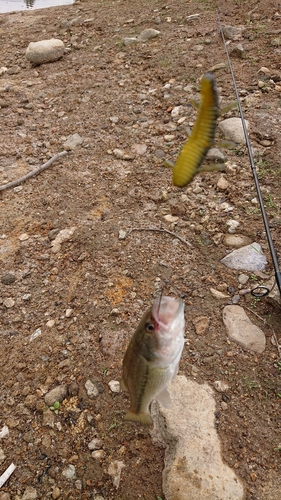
[0,0,281,499]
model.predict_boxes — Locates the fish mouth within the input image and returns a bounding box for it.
[152,296,183,329]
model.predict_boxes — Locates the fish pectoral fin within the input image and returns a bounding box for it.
[164,159,174,169]
[198,163,226,174]
[124,411,153,426]
[155,388,172,408]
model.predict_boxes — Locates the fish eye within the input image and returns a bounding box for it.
[146,323,155,332]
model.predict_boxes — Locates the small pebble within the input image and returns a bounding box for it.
[52,487,61,500]
[108,380,120,393]
[3,297,15,308]
[62,464,76,480]
[19,233,29,241]
[92,450,106,459]
[85,379,99,398]
[46,319,55,328]
[88,438,102,450]
[1,273,16,285]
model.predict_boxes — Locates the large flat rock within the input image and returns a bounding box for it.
[152,376,244,500]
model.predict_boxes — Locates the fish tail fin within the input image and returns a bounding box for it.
[124,411,153,426]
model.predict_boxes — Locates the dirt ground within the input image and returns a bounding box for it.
[0,0,281,499]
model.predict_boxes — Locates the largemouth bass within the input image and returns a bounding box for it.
[121,296,185,425]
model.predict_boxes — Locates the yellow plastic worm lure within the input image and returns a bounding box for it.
[166,73,222,188]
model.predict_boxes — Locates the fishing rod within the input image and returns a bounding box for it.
[217,11,281,299]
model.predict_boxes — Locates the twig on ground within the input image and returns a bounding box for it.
[0,150,68,192]
[0,463,16,488]
[245,306,281,358]
[127,227,192,247]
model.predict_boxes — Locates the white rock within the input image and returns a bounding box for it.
[226,219,240,233]
[51,227,77,253]
[213,380,230,393]
[88,438,102,450]
[118,230,127,240]
[223,305,266,353]
[108,380,120,393]
[29,328,42,342]
[107,460,125,489]
[92,450,106,459]
[26,39,65,65]
[152,376,244,500]
[219,117,249,144]
[62,464,76,480]
[137,29,160,42]
[0,425,9,438]
[221,242,267,271]
[164,214,179,223]
[85,379,99,398]
[19,233,29,241]
[171,105,185,118]
[65,308,73,318]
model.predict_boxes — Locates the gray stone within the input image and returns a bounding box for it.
[219,117,249,144]
[152,376,244,500]
[137,29,160,42]
[1,273,16,285]
[222,25,244,41]
[223,305,266,353]
[26,39,65,65]
[206,147,226,161]
[42,408,55,428]
[123,37,138,46]
[21,487,38,500]
[63,133,83,151]
[44,385,67,406]
[230,43,245,58]
[221,242,267,271]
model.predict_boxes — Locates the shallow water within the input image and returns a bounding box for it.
[0,0,74,14]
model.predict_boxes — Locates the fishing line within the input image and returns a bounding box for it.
[217,11,281,299]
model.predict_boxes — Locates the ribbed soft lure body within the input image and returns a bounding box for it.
[168,73,219,187]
